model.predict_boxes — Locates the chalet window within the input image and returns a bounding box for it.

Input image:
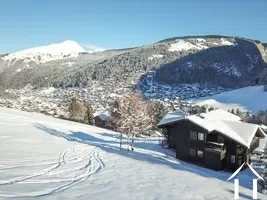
[190,131,197,140]
[198,133,204,141]
[190,148,196,156]
[197,150,204,158]
[231,155,236,163]
[218,135,224,143]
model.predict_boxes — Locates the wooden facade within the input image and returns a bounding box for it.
[160,119,262,171]
[94,116,106,128]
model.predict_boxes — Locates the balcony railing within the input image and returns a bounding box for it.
[206,141,225,150]
[205,141,226,160]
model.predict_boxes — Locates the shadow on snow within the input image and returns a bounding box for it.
[34,123,254,191]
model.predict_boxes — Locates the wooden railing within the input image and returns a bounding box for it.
[206,141,225,150]
[205,141,226,160]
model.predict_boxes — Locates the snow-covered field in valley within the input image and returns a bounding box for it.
[191,86,267,113]
[0,107,266,200]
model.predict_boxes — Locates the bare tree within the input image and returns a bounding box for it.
[110,93,155,151]
[68,97,86,121]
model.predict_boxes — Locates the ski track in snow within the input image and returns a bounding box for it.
[0,146,105,198]
[0,110,106,200]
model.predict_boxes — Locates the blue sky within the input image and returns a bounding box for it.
[0,0,267,53]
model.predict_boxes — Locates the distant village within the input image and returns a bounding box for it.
[0,71,265,131]
[0,76,211,129]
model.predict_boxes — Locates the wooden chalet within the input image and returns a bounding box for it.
[157,109,266,171]
[93,113,110,128]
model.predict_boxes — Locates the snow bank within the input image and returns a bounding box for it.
[220,38,238,46]
[191,86,267,113]
[196,38,206,42]
[148,54,163,61]
[168,40,208,52]
[62,61,76,67]
[40,87,56,94]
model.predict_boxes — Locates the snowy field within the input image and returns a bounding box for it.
[0,107,266,200]
[191,86,267,114]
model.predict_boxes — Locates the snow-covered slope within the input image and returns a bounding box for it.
[0,107,266,200]
[191,86,267,113]
[2,40,86,65]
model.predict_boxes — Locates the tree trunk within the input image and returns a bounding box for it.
[127,135,129,151]
[131,136,134,151]
[120,132,122,150]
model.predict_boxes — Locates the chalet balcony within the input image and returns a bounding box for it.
[204,141,226,170]
[205,141,226,160]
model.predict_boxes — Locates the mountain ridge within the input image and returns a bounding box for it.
[2,40,87,65]
[0,35,266,91]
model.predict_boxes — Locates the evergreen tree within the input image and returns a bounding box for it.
[152,101,168,129]
[242,111,250,122]
[231,108,235,114]
[236,108,241,117]
[209,106,215,111]
[84,103,94,125]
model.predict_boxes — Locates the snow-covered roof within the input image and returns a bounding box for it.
[200,109,241,121]
[222,120,265,146]
[186,116,247,146]
[190,116,265,147]
[93,112,110,121]
[157,112,186,127]
[187,115,215,131]
[158,110,265,148]
[157,109,239,128]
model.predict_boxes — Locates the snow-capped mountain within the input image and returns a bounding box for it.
[0,35,266,91]
[2,40,87,65]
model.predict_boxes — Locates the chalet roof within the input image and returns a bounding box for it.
[188,116,265,147]
[200,109,241,121]
[222,120,265,146]
[157,109,266,148]
[93,112,110,121]
[157,112,185,127]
